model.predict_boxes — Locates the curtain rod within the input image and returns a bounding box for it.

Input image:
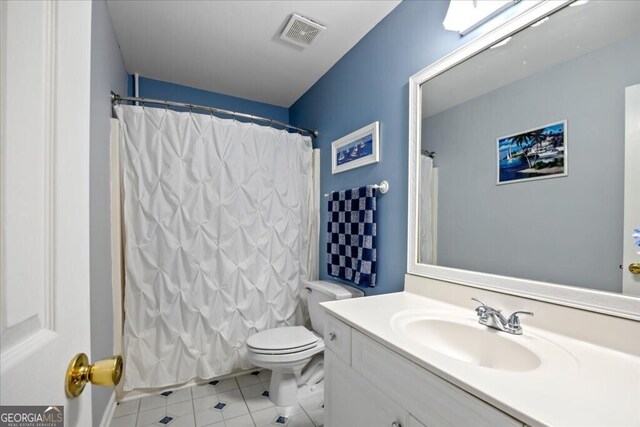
[422,149,436,158]
[110,91,319,138]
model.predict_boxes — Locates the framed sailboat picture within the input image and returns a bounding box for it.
[331,121,380,174]
[497,120,568,185]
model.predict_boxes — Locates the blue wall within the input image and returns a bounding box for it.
[289,1,482,295]
[90,1,129,424]
[132,76,289,123]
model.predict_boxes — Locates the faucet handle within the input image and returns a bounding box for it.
[506,311,534,330]
[471,298,489,317]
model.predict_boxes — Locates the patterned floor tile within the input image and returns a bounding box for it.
[240,384,273,413]
[224,414,256,427]
[297,395,323,427]
[249,407,281,426]
[256,371,271,385]
[191,383,219,399]
[136,407,167,426]
[208,378,240,393]
[110,413,137,427]
[167,400,195,417]
[194,408,224,427]
[139,395,168,412]
[113,400,141,418]
[236,373,261,388]
[198,393,226,412]
[250,406,311,427]
[219,401,249,420]
[166,388,194,405]
[111,371,322,427]
[165,414,196,427]
[217,389,244,404]
[286,412,314,427]
[273,405,304,418]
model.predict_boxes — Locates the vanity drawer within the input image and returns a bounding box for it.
[324,315,352,364]
[351,330,523,427]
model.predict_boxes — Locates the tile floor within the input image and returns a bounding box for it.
[110,370,324,427]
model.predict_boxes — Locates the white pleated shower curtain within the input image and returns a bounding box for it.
[115,105,314,390]
[419,155,438,264]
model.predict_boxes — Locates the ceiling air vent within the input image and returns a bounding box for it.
[280,13,326,48]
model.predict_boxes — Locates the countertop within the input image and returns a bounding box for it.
[321,291,640,427]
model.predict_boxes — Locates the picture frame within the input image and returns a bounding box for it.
[331,121,380,174]
[497,120,568,185]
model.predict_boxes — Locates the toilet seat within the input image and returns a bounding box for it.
[248,341,318,355]
[248,338,325,365]
[247,326,319,355]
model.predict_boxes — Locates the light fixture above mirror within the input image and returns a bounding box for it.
[442,0,521,35]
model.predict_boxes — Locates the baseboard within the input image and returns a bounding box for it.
[99,391,117,427]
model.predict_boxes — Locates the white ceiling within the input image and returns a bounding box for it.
[107,1,401,108]
[423,0,640,118]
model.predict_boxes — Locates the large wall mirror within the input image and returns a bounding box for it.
[408,0,640,319]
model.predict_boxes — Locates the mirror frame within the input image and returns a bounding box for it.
[407,0,640,321]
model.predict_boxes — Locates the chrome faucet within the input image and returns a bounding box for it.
[471,298,534,335]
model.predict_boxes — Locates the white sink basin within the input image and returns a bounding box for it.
[391,310,575,372]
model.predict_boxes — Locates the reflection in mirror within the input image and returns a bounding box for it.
[418,1,640,296]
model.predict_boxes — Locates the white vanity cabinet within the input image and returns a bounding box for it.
[324,314,525,427]
[325,349,407,427]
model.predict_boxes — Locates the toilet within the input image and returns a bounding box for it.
[246,280,364,407]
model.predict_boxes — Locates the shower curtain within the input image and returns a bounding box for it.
[115,105,314,390]
[419,155,438,264]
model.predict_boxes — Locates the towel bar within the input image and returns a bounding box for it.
[324,180,389,197]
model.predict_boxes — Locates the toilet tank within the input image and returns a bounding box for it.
[305,280,364,336]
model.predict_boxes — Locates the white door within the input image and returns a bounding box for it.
[623,84,640,296]
[1,1,93,425]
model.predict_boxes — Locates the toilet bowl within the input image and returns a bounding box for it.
[246,280,364,407]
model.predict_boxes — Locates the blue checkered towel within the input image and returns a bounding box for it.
[327,185,377,287]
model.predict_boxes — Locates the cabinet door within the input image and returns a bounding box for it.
[325,349,407,427]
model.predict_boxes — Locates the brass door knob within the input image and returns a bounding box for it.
[630,263,640,274]
[65,353,123,397]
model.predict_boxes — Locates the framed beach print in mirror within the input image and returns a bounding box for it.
[408,0,640,320]
[496,120,567,185]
